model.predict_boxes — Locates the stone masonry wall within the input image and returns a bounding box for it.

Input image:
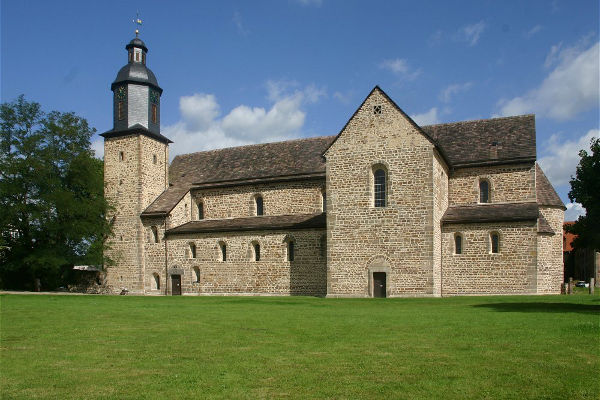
[190,181,325,221]
[537,207,564,294]
[441,221,538,295]
[104,134,168,294]
[164,229,326,296]
[449,164,536,206]
[433,151,449,296]
[326,88,436,297]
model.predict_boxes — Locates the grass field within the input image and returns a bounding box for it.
[1,293,599,399]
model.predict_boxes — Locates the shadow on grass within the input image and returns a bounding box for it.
[473,302,600,314]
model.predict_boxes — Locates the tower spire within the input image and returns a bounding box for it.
[133,11,142,37]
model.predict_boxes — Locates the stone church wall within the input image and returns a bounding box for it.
[165,229,327,296]
[536,207,564,294]
[433,151,449,296]
[441,221,538,295]
[449,164,536,206]
[326,89,436,297]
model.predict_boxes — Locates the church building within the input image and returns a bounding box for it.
[101,35,565,297]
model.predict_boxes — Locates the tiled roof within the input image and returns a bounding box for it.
[166,213,326,235]
[142,136,334,216]
[537,215,555,235]
[421,115,536,167]
[536,163,565,209]
[442,202,539,224]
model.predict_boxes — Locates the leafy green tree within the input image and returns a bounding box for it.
[0,96,112,290]
[567,137,600,251]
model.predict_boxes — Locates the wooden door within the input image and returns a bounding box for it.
[373,272,386,298]
[171,275,182,296]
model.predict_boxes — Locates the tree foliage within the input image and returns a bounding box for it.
[567,137,600,251]
[0,96,111,289]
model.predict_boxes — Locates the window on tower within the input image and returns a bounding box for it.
[118,102,125,120]
[152,104,157,124]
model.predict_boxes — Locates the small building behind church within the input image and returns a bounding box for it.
[101,35,565,297]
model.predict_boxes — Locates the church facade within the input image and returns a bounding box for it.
[101,36,565,297]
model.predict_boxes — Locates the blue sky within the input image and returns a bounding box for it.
[2,0,598,220]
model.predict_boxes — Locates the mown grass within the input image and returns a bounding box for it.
[1,293,598,399]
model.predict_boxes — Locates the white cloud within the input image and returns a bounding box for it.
[458,21,486,46]
[232,11,249,36]
[333,90,353,104]
[524,24,543,38]
[498,41,599,120]
[439,82,473,103]
[411,107,440,126]
[162,81,326,159]
[379,58,422,81]
[565,202,586,221]
[538,128,599,187]
[91,138,104,159]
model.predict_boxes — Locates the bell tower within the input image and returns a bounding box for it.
[101,32,171,294]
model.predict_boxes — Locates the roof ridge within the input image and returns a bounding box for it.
[422,114,535,129]
[172,134,336,161]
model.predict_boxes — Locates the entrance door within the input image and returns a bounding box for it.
[171,275,182,295]
[373,272,386,298]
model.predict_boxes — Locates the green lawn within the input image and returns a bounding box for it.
[1,293,598,399]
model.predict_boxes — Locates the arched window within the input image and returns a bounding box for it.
[454,234,463,255]
[153,154,157,164]
[193,267,200,283]
[153,273,160,290]
[287,240,295,262]
[118,102,125,120]
[219,242,227,262]
[255,195,264,216]
[151,226,159,243]
[374,168,387,207]
[319,234,327,258]
[253,242,261,261]
[189,243,196,259]
[490,232,500,254]
[197,202,204,220]
[479,180,490,203]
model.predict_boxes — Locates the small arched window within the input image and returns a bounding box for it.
[151,226,159,243]
[454,234,463,255]
[319,234,327,258]
[287,240,295,262]
[193,267,200,283]
[197,202,204,220]
[153,273,160,290]
[255,195,264,216]
[490,232,500,254]
[253,243,261,261]
[479,180,490,203]
[153,154,157,164]
[189,243,196,259]
[374,168,387,207]
[219,242,227,262]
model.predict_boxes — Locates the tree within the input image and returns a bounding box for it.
[567,137,600,251]
[0,96,112,290]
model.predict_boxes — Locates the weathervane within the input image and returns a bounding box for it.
[133,11,142,37]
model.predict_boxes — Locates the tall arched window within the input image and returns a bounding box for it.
[153,273,160,290]
[189,243,196,259]
[253,242,261,261]
[287,240,295,262]
[197,202,204,220]
[219,242,227,262]
[454,234,463,255]
[193,267,200,283]
[490,232,500,254]
[255,195,264,216]
[151,226,159,243]
[374,168,387,207]
[479,180,490,203]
